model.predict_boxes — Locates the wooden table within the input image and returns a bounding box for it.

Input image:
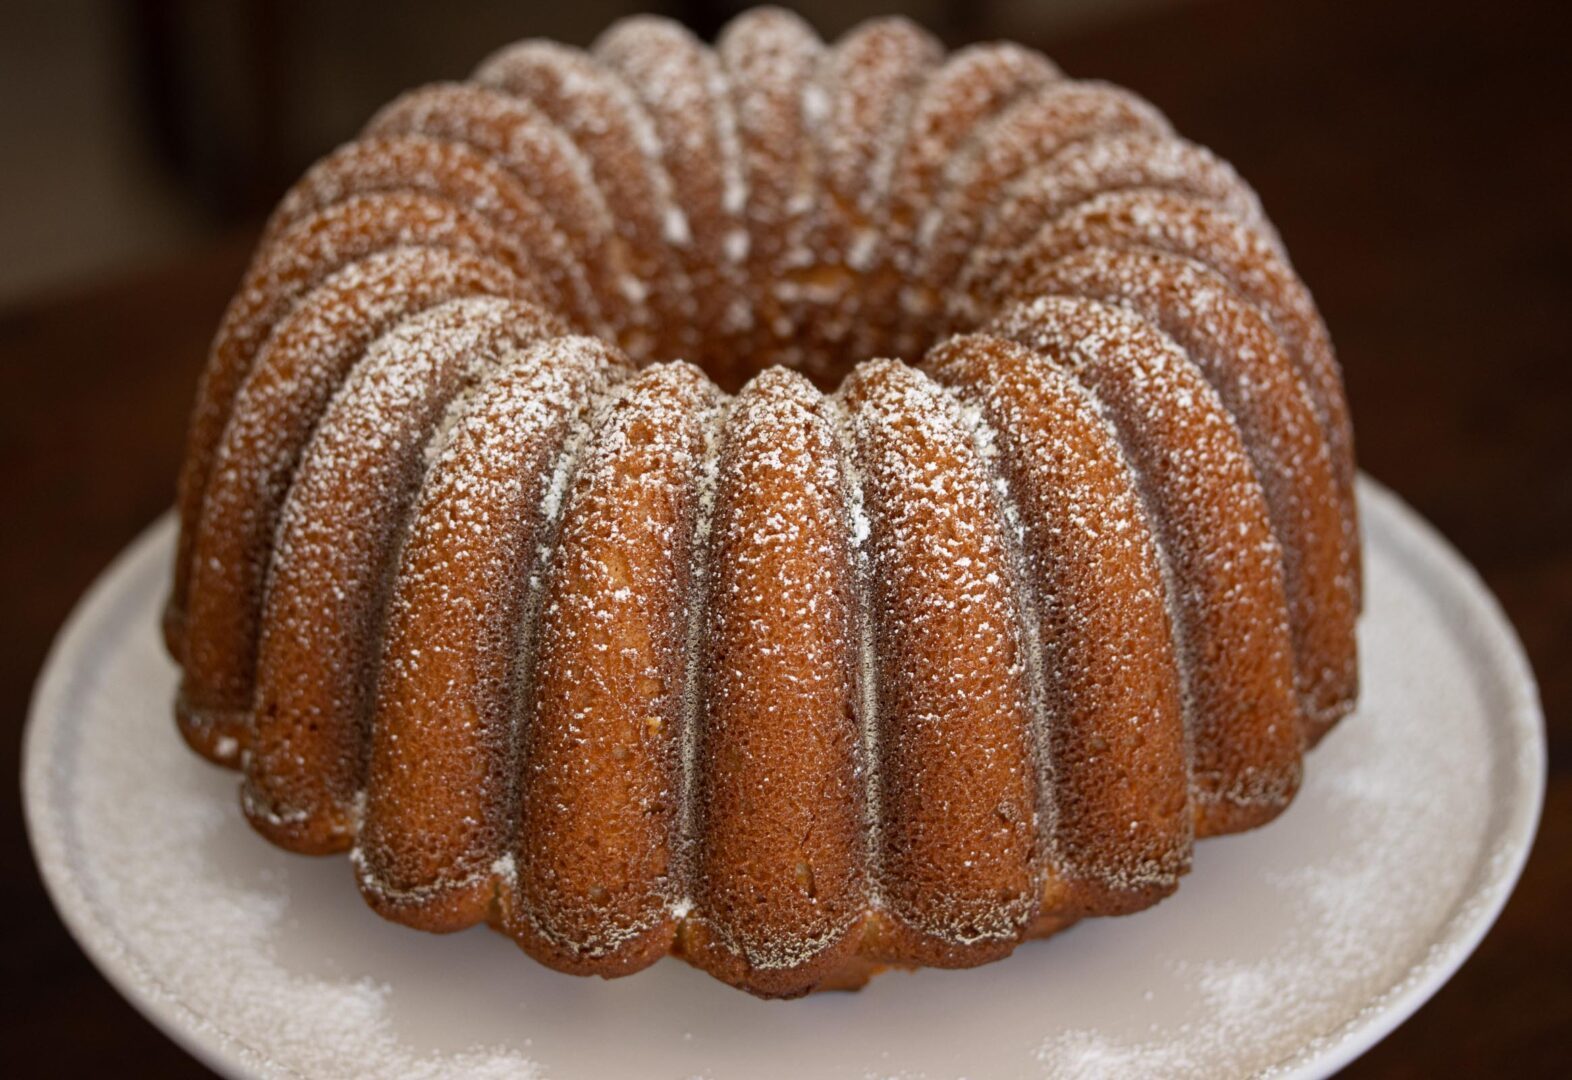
[3,0,1565,1074]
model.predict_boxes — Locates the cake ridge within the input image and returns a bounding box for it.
[921,331,1193,911]
[841,358,1041,961]
[355,333,626,928]
[501,359,703,972]
[594,16,753,373]
[163,194,506,658]
[954,132,1280,316]
[1022,246,1357,734]
[909,78,1173,315]
[946,372,1063,919]
[362,82,629,344]
[473,38,694,361]
[177,245,534,764]
[258,134,602,331]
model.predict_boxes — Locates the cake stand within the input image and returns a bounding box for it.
[24,476,1544,1079]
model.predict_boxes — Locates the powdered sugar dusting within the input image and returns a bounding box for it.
[355,333,625,916]
[504,361,717,966]
[905,80,1171,337]
[717,7,823,372]
[840,359,1040,951]
[785,18,940,377]
[595,16,753,366]
[924,332,1194,903]
[167,191,519,637]
[178,245,529,765]
[996,186,1356,512]
[1018,246,1357,734]
[956,131,1278,315]
[262,134,599,330]
[473,38,695,361]
[684,368,867,980]
[880,41,1061,356]
[363,81,633,344]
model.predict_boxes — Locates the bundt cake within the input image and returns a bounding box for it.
[165,6,1360,999]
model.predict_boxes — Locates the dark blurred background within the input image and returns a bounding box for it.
[3,0,1568,1076]
[1,0,1173,306]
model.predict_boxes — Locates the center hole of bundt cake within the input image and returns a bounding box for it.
[648,263,935,395]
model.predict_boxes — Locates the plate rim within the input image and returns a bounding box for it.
[21,513,266,1078]
[1268,477,1545,1078]
[22,476,1547,1080]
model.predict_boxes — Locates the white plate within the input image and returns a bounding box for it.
[24,477,1544,1080]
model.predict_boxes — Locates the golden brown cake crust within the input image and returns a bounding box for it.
[474,41,692,363]
[164,192,510,660]
[998,187,1360,590]
[364,82,629,348]
[791,19,940,382]
[683,368,867,997]
[718,8,824,374]
[1020,248,1358,737]
[595,17,752,381]
[903,81,1171,338]
[955,132,1279,320]
[989,296,1305,834]
[356,336,623,931]
[881,42,1062,359]
[260,135,601,331]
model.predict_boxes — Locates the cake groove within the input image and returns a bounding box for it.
[905,80,1172,335]
[1024,247,1357,736]
[163,194,508,659]
[717,8,824,373]
[955,132,1281,320]
[818,392,886,932]
[475,40,692,362]
[260,135,602,333]
[923,332,1193,915]
[997,187,1359,580]
[596,17,754,379]
[675,385,728,934]
[883,42,1063,359]
[364,83,628,345]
